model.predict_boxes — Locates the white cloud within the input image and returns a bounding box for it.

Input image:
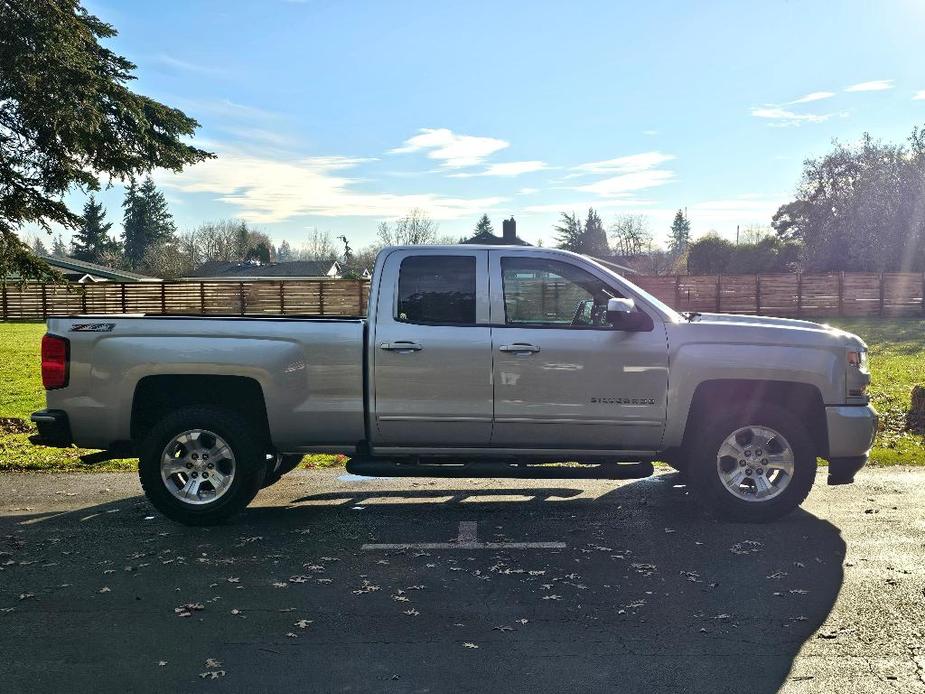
[448,161,548,178]
[844,79,893,92]
[389,128,509,168]
[576,170,676,196]
[563,151,676,197]
[522,198,656,214]
[789,90,836,104]
[217,126,300,149]
[750,106,833,126]
[153,54,225,76]
[158,147,504,223]
[518,187,540,195]
[571,151,675,175]
[913,90,925,100]
[179,99,288,136]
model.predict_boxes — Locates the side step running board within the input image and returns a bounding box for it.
[346,458,654,480]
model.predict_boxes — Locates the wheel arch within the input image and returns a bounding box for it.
[131,375,271,448]
[680,379,828,458]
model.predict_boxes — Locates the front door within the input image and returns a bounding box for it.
[489,252,668,450]
[372,249,492,446]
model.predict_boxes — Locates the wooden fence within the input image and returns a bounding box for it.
[1,272,923,321]
[632,272,925,317]
[0,280,370,321]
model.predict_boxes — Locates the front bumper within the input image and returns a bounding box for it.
[29,409,73,448]
[825,404,877,484]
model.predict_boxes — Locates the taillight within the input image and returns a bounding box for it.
[41,334,69,390]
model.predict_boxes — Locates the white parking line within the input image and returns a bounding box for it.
[361,520,566,550]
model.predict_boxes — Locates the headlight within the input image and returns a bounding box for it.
[847,349,868,370]
[846,348,870,400]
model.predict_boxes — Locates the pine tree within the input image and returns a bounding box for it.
[554,212,584,252]
[31,236,49,256]
[277,240,293,262]
[122,177,176,267]
[582,208,609,256]
[669,209,691,254]
[554,209,609,255]
[51,234,69,257]
[473,214,494,237]
[234,222,250,260]
[0,0,210,282]
[71,195,115,263]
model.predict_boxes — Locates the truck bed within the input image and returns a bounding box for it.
[44,314,368,451]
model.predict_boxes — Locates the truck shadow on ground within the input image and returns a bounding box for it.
[2,473,846,693]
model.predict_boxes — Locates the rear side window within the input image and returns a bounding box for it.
[397,256,476,325]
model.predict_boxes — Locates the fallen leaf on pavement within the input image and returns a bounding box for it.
[199,671,225,680]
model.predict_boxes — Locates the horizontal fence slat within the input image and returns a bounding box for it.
[3,272,924,321]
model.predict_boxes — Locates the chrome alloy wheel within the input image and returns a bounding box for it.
[716,425,795,502]
[160,429,236,505]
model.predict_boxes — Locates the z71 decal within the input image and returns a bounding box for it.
[70,322,116,332]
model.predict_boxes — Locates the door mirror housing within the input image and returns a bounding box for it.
[607,297,635,324]
[607,297,653,331]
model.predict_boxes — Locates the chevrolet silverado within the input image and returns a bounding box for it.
[31,245,878,525]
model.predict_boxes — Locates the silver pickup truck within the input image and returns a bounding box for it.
[31,245,877,525]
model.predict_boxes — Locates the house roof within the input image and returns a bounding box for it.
[460,230,532,246]
[184,260,339,279]
[33,255,160,282]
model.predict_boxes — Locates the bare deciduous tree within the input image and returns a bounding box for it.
[177,231,202,269]
[377,209,439,246]
[738,225,773,244]
[141,242,188,280]
[609,215,652,256]
[298,228,337,261]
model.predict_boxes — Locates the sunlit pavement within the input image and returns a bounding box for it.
[1,467,924,693]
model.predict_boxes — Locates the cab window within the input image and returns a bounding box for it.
[501,257,617,327]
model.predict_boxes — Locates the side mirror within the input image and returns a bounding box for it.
[606,297,635,326]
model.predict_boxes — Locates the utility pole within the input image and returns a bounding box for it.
[736,225,740,245]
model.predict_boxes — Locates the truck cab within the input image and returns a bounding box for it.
[369,246,668,453]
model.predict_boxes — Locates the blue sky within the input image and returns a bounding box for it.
[47,0,925,249]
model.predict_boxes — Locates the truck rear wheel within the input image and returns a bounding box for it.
[138,406,266,526]
[688,404,816,522]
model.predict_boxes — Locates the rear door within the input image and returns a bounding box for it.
[489,251,668,450]
[371,248,493,446]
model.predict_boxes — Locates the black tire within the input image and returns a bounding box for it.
[138,406,267,526]
[263,454,303,488]
[687,404,816,522]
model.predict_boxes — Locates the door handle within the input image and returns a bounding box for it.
[380,341,423,352]
[499,343,541,354]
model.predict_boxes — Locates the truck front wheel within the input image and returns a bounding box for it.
[138,406,267,526]
[688,404,816,522]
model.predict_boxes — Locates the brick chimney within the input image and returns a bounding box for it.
[502,216,516,243]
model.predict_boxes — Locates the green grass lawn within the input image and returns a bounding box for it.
[1,318,922,471]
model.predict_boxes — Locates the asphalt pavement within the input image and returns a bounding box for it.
[1,467,924,693]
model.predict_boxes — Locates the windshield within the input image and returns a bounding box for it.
[584,256,683,322]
